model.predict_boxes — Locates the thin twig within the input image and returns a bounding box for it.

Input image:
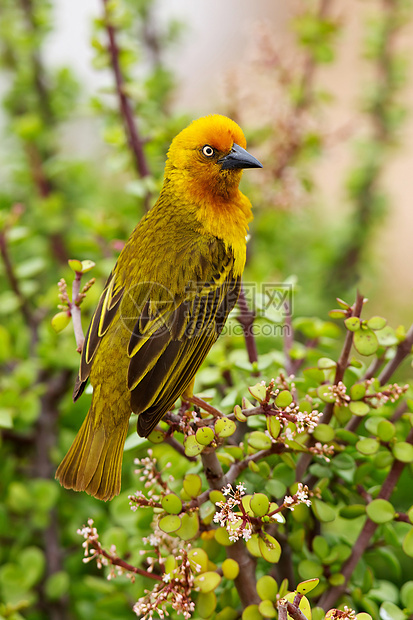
[90,540,163,581]
[318,427,413,610]
[71,272,85,352]
[102,0,151,203]
[378,323,413,385]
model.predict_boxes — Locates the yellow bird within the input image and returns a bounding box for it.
[56,114,262,501]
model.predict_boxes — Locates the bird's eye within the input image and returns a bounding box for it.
[202,145,215,158]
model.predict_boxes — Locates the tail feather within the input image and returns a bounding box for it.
[56,407,129,502]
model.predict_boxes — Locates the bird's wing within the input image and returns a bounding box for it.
[73,271,124,401]
[131,277,241,437]
[127,252,241,437]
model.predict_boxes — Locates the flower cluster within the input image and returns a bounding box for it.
[326,605,357,619]
[213,483,253,542]
[366,382,409,406]
[77,519,135,581]
[129,450,174,510]
[309,441,335,462]
[133,547,195,620]
[282,483,312,511]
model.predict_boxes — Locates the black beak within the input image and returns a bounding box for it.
[218,143,263,171]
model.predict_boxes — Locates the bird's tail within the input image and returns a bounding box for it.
[55,402,129,502]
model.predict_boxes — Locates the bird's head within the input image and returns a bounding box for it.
[164,115,262,202]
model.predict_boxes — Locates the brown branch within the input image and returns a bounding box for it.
[296,292,364,480]
[378,323,413,385]
[71,272,85,352]
[90,540,163,581]
[0,228,35,330]
[318,427,413,610]
[102,0,151,197]
[200,450,259,608]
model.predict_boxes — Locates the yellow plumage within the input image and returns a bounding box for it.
[56,114,262,501]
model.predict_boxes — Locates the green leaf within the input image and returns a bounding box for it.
[349,400,370,416]
[392,442,413,463]
[194,571,221,593]
[221,558,239,580]
[312,423,335,443]
[250,493,270,517]
[248,431,272,451]
[356,438,379,455]
[214,417,237,438]
[402,528,413,558]
[256,575,278,602]
[242,605,263,620]
[298,559,323,579]
[345,317,361,331]
[197,592,217,618]
[366,499,395,524]
[296,578,320,594]
[379,601,406,620]
[353,328,379,356]
[159,515,181,533]
[377,420,395,442]
[161,493,182,515]
[275,390,293,408]
[184,435,204,457]
[339,504,366,519]
[183,474,203,498]
[311,499,335,522]
[317,357,336,370]
[350,383,367,400]
[196,426,215,446]
[367,316,387,331]
[258,533,281,563]
[258,600,276,618]
[375,326,399,347]
[175,512,199,541]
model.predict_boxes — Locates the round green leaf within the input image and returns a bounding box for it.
[393,442,413,463]
[215,417,237,438]
[45,571,70,601]
[188,549,209,574]
[317,357,336,370]
[258,533,281,563]
[159,514,181,533]
[298,559,323,580]
[250,493,270,517]
[317,385,335,403]
[329,309,347,319]
[184,434,204,457]
[356,438,379,455]
[373,450,394,469]
[194,571,221,593]
[256,575,278,601]
[377,420,395,442]
[375,326,398,347]
[311,499,335,522]
[258,600,276,618]
[196,427,215,446]
[349,401,370,416]
[339,504,366,519]
[275,390,293,408]
[312,423,335,443]
[313,536,329,559]
[350,383,367,400]
[345,317,361,331]
[242,605,263,620]
[161,493,182,515]
[367,316,387,331]
[214,527,234,547]
[366,499,395,524]
[248,431,272,451]
[175,512,199,540]
[353,328,379,356]
[379,602,405,620]
[197,591,217,618]
[222,558,239,580]
[183,474,203,498]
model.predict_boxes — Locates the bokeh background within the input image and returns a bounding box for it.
[1,1,413,619]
